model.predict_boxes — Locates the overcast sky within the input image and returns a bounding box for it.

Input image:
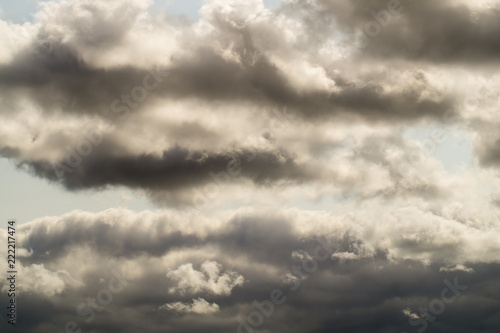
[1,0,500,333]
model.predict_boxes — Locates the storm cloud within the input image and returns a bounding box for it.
[1,0,500,332]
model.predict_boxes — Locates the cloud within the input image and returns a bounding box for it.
[167,260,244,296]
[20,146,317,193]
[302,0,500,63]
[1,208,500,333]
[0,0,456,124]
[440,264,475,273]
[1,263,70,297]
[0,0,500,332]
[330,252,360,261]
[1,0,483,205]
[12,207,500,273]
[160,298,220,314]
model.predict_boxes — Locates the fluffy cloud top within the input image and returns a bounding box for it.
[167,260,244,296]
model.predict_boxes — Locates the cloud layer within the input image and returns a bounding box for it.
[1,0,500,332]
[1,208,500,332]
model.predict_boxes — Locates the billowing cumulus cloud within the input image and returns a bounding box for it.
[2,0,493,201]
[0,208,500,332]
[0,0,456,123]
[167,261,244,296]
[2,0,499,201]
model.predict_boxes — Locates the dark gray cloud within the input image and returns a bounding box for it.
[477,136,500,167]
[466,119,500,169]
[161,47,454,121]
[0,39,454,122]
[301,0,500,63]
[14,131,456,205]
[1,209,500,333]
[0,0,465,200]
[0,0,460,124]
[20,146,317,195]
[0,42,161,116]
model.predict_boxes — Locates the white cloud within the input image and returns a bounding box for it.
[167,260,244,296]
[331,252,360,261]
[402,308,420,320]
[1,263,69,297]
[439,264,475,273]
[159,298,220,314]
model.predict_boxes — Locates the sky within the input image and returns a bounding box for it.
[0,0,285,225]
[0,0,500,333]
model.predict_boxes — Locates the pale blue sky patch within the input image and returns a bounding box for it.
[263,0,282,9]
[0,0,39,23]
[403,125,475,173]
[152,0,204,20]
